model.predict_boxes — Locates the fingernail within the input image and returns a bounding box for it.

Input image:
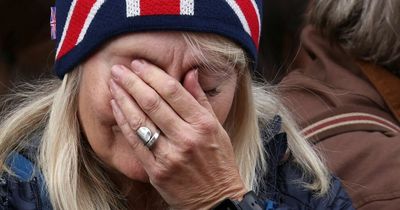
[131,59,146,73]
[111,65,124,80]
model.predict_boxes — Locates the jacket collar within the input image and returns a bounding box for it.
[357,60,400,123]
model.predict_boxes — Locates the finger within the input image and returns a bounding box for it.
[112,99,190,187]
[111,64,188,140]
[110,79,170,152]
[110,82,176,162]
[110,99,155,169]
[130,60,211,124]
[110,79,150,132]
[182,69,215,116]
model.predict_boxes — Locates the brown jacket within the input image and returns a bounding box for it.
[279,26,400,210]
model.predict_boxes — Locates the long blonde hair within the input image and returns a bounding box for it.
[0,33,330,209]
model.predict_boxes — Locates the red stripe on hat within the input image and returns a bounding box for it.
[236,0,260,48]
[140,0,180,16]
[57,0,97,60]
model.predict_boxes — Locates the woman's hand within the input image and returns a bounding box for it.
[109,59,247,209]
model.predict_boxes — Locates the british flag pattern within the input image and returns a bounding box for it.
[54,0,262,78]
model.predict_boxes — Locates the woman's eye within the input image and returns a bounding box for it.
[204,88,221,97]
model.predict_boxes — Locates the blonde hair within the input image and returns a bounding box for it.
[308,0,400,75]
[0,33,330,209]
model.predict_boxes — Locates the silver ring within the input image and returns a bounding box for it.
[136,127,160,148]
[146,130,160,148]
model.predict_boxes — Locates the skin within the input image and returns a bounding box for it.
[78,32,247,209]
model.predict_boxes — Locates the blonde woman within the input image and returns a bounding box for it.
[0,1,353,210]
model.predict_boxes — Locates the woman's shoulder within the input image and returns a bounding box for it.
[274,162,354,210]
[259,131,354,210]
[0,152,52,210]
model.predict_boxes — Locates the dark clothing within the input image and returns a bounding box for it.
[0,153,52,210]
[259,132,353,210]
[279,26,400,209]
[0,132,354,210]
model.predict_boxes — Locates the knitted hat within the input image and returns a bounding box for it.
[54,0,263,78]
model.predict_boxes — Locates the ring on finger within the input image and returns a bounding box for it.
[136,126,161,148]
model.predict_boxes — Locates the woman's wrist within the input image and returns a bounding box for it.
[177,187,248,210]
[211,191,264,210]
[203,188,248,209]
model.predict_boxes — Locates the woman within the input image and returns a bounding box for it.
[0,1,353,209]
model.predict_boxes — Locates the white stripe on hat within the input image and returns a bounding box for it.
[56,0,78,58]
[77,0,106,44]
[180,0,194,15]
[224,0,251,36]
[126,0,140,17]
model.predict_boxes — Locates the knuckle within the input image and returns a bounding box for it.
[167,155,191,172]
[195,117,219,135]
[117,114,129,126]
[151,155,187,184]
[180,135,198,154]
[197,95,209,105]
[121,76,136,89]
[141,93,161,113]
[151,167,170,184]
[164,156,180,171]
[164,79,181,99]
[127,115,144,131]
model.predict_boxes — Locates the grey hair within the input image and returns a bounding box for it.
[308,0,400,76]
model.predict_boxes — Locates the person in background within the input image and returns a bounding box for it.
[0,0,354,210]
[277,0,400,209]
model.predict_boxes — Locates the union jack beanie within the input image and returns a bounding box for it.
[54,0,263,78]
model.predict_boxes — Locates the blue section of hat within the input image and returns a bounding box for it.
[54,0,263,78]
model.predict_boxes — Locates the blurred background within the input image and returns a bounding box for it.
[0,0,55,95]
[0,0,309,95]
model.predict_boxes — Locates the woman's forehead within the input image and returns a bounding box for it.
[104,32,195,66]
[110,31,186,47]
[99,31,237,75]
